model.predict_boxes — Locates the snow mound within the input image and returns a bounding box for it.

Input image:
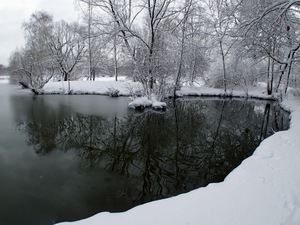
[42,80,142,96]
[128,96,166,110]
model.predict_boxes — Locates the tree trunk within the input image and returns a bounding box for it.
[173,38,184,99]
[267,56,274,95]
[64,72,68,81]
[276,44,300,93]
[88,0,93,81]
[114,31,118,81]
[219,40,227,92]
[284,56,293,94]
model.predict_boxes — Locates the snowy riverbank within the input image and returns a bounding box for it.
[0,75,9,84]
[41,77,142,96]
[52,80,300,225]
[41,79,274,100]
[41,79,277,109]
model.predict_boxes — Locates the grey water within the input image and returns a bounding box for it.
[0,84,290,225]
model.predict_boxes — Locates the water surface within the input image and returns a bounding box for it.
[0,84,290,225]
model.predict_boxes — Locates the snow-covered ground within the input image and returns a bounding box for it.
[0,75,9,84]
[42,77,167,109]
[52,80,300,225]
[42,78,274,99]
[41,79,142,96]
[177,82,278,100]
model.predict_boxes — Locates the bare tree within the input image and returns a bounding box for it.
[78,0,133,80]
[9,11,55,92]
[204,0,241,92]
[241,0,300,94]
[78,0,190,100]
[172,0,194,97]
[49,20,86,83]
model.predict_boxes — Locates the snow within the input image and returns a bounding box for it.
[42,78,166,109]
[128,96,167,110]
[0,75,9,84]
[53,80,300,225]
[127,96,153,109]
[42,77,142,96]
[177,84,277,100]
[152,99,167,109]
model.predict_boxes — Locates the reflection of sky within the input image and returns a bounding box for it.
[11,93,132,120]
[0,85,136,225]
[58,95,131,117]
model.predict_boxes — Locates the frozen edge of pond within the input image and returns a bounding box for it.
[56,84,300,225]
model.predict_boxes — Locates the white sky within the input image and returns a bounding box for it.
[0,0,81,66]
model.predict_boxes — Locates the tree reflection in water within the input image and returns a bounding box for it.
[18,98,290,210]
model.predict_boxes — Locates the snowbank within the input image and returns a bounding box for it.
[41,79,142,96]
[0,76,9,84]
[128,96,167,110]
[56,84,300,225]
[177,85,277,100]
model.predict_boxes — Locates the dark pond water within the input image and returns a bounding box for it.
[0,84,290,225]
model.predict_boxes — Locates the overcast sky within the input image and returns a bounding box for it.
[0,0,81,66]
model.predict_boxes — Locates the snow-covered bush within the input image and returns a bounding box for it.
[128,95,167,111]
[206,57,262,90]
[107,88,120,97]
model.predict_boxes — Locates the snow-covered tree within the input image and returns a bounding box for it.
[203,0,242,92]
[9,11,55,91]
[240,0,300,94]
[49,20,86,82]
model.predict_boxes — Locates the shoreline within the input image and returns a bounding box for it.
[33,80,279,101]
